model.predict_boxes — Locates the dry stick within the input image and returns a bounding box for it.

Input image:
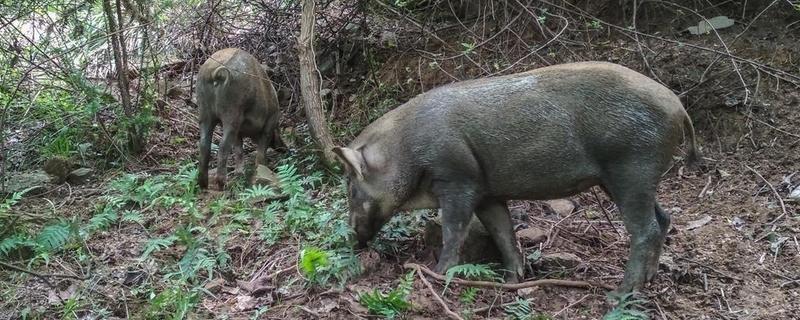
[410,267,464,320]
[744,164,788,224]
[553,293,592,316]
[0,261,89,281]
[403,263,615,291]
[592,187,621,236]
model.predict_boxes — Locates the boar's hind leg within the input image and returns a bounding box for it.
[433,186,481,275]
[475,200,524,283]
[197,117,216,189]
[233,135,244,173]
[215,125,237,190]
[603,171,662,293]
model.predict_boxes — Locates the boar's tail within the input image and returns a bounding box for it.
[682,111,702,167]
[210,66,231,87]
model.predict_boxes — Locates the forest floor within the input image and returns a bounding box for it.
[3,9,800,320]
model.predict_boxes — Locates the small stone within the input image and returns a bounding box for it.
[516,227,548,245]
[67,168,93,185]
[252,165,280,188]
[788,186,800,201]
[537,252,582,269]
[545,199,575,216]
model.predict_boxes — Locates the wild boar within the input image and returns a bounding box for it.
[196,48,284,189]
[333,61,700,293]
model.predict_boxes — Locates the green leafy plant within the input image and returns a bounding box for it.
[603,293,649,320]
[461,41,477,55]
[459,287,479,306]
[504,298,552,320]
[300,247,329,277]
[359,271,415,319]
[444,263,502,291]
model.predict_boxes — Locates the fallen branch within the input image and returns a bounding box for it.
[0,261,89,281]
[744,164,788,224]
[410,267,464,320]
[403,263,614,291]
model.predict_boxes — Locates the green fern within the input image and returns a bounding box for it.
[85,207,119,233]
[141,235,178,259]
[0,187,33,215]
[504,298,552,320]
[459,287,479,306]
[603,293,649,320]
[444,264,502,292]
[0,235,30,257]
[121,210,144,224]
[239,184,276,201]
[34,223,73,251]
[299,247,330,282]
[358,271,415,319]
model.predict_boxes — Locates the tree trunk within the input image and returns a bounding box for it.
[298,0,337,167]
[103,0,143,153]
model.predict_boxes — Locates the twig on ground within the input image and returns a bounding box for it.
[676,257,743,281]
[0,261,89,281]
[744,164,788,224]
[554,293,592,316]
[408,266,464,320]
[403,263,614,291]
[592,188,621,236]
[699,175,713,198]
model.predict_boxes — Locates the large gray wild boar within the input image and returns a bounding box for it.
[196,48,284,190]
[332,61,700,293]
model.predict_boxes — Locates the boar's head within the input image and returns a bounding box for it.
[332,146,397,248]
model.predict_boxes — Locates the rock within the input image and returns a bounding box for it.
[252,165,280,188]
[517,227,548,246]
[3,170,50,196]
[789,186,800,201]
[424,214,502,264]
[545,199,575,216]
[43,156,73,183]
[537,252,582,270]
[67,168,93,185]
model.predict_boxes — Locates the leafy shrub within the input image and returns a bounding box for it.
[359,271,415,319]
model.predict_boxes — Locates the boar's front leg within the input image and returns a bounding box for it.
[475,200,524,283]
[433,183,480,275]
[197,116,216,189]
[214,124,238,190]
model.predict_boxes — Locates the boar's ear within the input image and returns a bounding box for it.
[332,147,365,180]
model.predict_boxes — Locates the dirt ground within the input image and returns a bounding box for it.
[2,3,800,320]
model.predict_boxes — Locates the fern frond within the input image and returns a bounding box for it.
[445,264,502,289]
[0,235,30,257]
[121,210,144,224]
[86,207,119,233]
[34,223,72,251]
[140,235,177,259]
[504,298,534,320]
[239,184,276,201]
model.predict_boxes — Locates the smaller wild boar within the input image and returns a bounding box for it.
[196,48,284,189]
[333,61,700,293]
